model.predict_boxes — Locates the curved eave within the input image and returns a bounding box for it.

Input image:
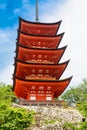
[17,29,64,38]
[16,43,67,51]
[19,17,62,25]
[14,58,69,66]
[13,76,72,84]
[19,17,62,35]
[16,30,64,49]
[13,76,72,93]
[13,59,69,80]
[15,44,67,64]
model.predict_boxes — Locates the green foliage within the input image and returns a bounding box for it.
[61,79,87,117]
[0,83,35,130]
[77,101,87,117]
[0,83,16,105]
[0,105,35,130]
[61,78,87,104]
[44,118,62,125]
[63,122,76,130]
[44,119,57,125]
[63,122,87,130]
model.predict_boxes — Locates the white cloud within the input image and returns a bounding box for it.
[0,65,14,85]
[0,27,16,52]
[38,0,87,86]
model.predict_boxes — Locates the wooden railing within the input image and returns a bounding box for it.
[18,98,64,106]
[25,75,56,80]
[26,60,54,64]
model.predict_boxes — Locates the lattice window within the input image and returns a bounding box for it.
[38,69,43,73]
[37,41,41,45]
[37,74,43,77]
[47,86,51,90]
[46,69,50,74]
[31,86,35,90]
[38,54,42,59]
[38,91,44,93]
[30,96,36,100]
[30,91,35,93]
[46,97,52,101]
[46,91,51,94]
[39,86,44,90]
[32,69,35,73]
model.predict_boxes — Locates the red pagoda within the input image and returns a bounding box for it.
[13,1,72,102]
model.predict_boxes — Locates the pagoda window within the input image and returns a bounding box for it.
[46,94,52,97]
[32,69,35,73]
[31,59,36,62]
[38,54,42,59]
[31,74,35,77]
[30,91,35,94]
[30,94,36,96]
[47,86,51,90]
[38,91,41,93]
[30,96,36,100]
[45,74,49,77]
[43,60,48,63]
[38,91,44,94]
[30,94,36,100]
[46,96,52,101]
[38,94,44,96]
[31,86,35,90]
[38,69,43,73]
[37,59,42,62]
[37,41,41,45]
[46,91,51,94]
[37,74,43,77]
[46,69,50,74]
[39,86,44,90]
[32,54,36,58]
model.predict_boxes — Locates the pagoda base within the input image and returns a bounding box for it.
[18,98,64,106]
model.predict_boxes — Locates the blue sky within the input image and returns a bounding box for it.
[0,0,87,86]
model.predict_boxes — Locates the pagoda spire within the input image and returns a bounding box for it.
[36,0,39,22]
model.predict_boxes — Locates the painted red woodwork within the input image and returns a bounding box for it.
[16,45,66,64]
[19,17,62,36]
[14,77,72,100]
[13,17,72,101]
[14,60,69,80]
[17,31,64,49]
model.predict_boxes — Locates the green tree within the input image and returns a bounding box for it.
[61,79,87,117]
[61,78,87,105]
[0,83,16,105]
[0,83,35,129]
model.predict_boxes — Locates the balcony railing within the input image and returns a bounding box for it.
[26,60,54,64]
[25,75,56,80]
[18,98,64,106]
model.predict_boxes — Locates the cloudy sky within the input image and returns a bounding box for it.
[0,0,87,87]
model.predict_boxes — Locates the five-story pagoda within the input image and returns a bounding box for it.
[13,0,72,102]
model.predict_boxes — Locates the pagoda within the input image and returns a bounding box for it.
[13,1,72,101]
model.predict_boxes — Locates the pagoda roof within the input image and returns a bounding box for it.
[13,76,72,99]
[16,44,67,64]
[19,17,62,36]
[17,30,64,49]
[14,59,69,80]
